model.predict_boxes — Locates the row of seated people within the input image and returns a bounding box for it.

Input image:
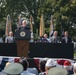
[31,31,72,43]
[0,30,72,43]
[0,57,76,75]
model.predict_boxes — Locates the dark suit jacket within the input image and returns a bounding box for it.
[40,37,49,43]
[61,36,72,43]
[17,25,30,30]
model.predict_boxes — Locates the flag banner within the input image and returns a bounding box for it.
[30,15,34,39]
[0,56,75,73]
[5,14,12,36]
[10,20,12,32]
[30,15,33,32]
[18,14,22,27]
[39,14,45,37]
[5,15,10,36]
[49,15,54,37]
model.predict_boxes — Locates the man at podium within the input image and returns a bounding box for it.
[15,19,31,40]
[17,20,30,30]
[15,19,31,57]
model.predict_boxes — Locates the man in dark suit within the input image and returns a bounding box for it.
[17,20,30,30]
[61,31,72,43]
[39,34,49,43]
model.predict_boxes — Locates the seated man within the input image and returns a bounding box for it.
[5,31,15,43]
[49,31,60,43]
[19,59,36,75]
[38,60,47,75]
[61,31,72,43]
[40,34,49,43]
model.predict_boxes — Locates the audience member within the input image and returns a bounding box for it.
[45,59,56,75]
[3,63,23,75]
[61,31,72,43]
[38,60,47,75]
[43,34,49,42]
[27,67,38,75]
[73,63,76,75]
[5,31,15,43]
[49,31,60,43]
[19,59,36,75]
[63,60,73,74]
[48,67,68,75]
[20,57,38,75]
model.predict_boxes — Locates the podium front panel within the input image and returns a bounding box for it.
[15,30,31,40]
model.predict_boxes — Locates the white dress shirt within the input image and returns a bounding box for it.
[5,36,14,43]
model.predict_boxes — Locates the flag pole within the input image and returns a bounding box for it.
[49,15,54,37]
[30,15,33,32]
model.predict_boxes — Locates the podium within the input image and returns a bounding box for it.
[15,30,31,57]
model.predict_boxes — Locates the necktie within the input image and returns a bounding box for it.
[54,38,56,43]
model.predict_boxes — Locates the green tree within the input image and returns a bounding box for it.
[0,0,76,38]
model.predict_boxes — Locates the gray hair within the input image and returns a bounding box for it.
[22,20,27,24]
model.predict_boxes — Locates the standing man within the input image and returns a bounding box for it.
[61,31,72,43]
[17,20,30,30]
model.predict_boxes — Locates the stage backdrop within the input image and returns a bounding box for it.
[0,43,74,59]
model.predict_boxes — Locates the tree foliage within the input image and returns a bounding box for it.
[0,0,76,38]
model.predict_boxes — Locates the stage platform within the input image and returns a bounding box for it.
[0,43,74,59]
